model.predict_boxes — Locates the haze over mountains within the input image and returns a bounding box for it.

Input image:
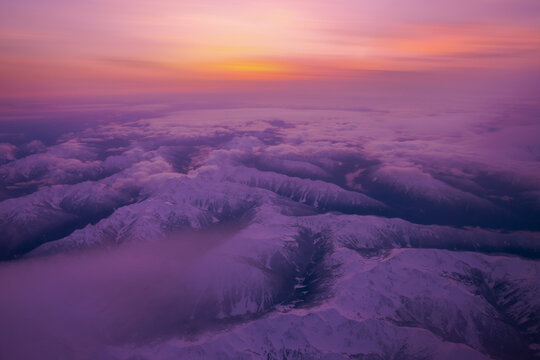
[1,0,540,358]
[0,105,539,359]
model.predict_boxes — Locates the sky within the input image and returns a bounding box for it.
[1,0,540,102]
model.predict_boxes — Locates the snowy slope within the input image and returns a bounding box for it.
[1,108,539,360]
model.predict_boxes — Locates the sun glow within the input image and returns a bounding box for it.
[1,0,539,97]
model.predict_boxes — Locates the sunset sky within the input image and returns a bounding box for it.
[1,0,540,99]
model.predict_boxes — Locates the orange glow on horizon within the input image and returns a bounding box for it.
[1,0,540,98]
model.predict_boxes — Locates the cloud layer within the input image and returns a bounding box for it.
[0,106,539,359]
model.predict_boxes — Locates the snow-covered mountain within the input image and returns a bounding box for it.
[0,108,539,360]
